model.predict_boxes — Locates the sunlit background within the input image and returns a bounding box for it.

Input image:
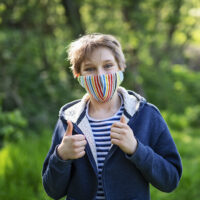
[0,0,200,199]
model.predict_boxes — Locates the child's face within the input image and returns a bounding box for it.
[80,47,119,76]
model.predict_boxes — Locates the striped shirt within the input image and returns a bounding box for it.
[86,94,124,200]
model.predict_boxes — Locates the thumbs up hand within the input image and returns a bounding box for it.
[57,120,87,160]
[110,115,137,155]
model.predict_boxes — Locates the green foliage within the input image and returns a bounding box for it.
[0,106,28,148]
[150,109,200,199]
[1,0,199,128]
[0,0,78,131]
[151,127,200,200]
[0,130,56,200]
[136,64,200,113]
[162,105,200,130]
[185,106,200,128]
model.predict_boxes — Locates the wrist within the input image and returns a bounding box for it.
[56,145,65,160]
[127,139,138,156]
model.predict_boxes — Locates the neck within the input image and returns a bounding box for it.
[88,91,121,119]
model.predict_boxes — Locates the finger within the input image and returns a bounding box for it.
[74,146,86,153]
[75,150,85,159]
[111,138,121,146]
[65,120,73,136]
[110,127,124,135]
[110,131,122,140]
[111,122,127,129]
[73,134,86,141]
[73,140,87,148]
[120,115,126,124]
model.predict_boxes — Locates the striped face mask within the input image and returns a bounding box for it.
[77,71,124,102]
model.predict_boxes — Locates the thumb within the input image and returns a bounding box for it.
[65,120,73,136]
[120,115,126,124]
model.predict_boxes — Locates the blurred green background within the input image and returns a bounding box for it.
[0,0,200,199]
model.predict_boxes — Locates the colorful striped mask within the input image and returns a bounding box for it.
[77,71,124,102]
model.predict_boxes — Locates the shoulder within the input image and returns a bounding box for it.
[125,87,162,117]
[58,93,90,123]
[125,89,168,132]
[143,102,168,132]
[58,99,81,117]
[145,102,162,116]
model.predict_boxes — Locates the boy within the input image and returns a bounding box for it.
[42,33,182,200]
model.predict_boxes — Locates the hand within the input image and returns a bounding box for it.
[110,115,137,155]
[57,120,87,160]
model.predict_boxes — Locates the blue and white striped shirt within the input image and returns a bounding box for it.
[86,95,124,200]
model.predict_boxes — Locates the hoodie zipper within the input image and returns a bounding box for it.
[71,121,97,173]
[102,106,141,200]
[63,120,99,199]
[61,117,98,175]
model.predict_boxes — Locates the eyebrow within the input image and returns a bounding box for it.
[83,59,115,66]
[83,63,93,67]
[103,59,115,63]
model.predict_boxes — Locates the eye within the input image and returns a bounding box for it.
[104,64,113,69]
[84,67,95,71]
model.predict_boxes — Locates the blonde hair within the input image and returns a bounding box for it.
[67,33,126,77]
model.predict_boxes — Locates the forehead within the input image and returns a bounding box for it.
[82,47,116,65]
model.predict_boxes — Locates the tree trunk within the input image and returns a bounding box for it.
[61,0,85,37]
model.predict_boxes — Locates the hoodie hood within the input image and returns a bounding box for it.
[59,86,146,124]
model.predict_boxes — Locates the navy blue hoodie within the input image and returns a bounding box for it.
[42,87,182,200]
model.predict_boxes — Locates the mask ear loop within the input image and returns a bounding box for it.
[75,73,80,78]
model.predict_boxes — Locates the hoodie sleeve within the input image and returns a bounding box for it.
[42,118,73,199]
[125,106,182,193]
